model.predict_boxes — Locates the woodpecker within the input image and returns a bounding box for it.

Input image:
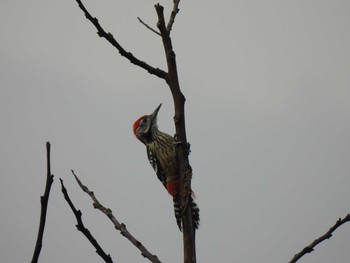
[133,103,199,231]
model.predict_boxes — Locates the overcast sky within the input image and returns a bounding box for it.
[1,0,350,262]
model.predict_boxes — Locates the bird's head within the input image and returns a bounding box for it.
[133,103,162,144]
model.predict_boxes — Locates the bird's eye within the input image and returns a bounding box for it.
[140,118,147,125]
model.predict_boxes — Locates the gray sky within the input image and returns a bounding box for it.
[1,0,350,262]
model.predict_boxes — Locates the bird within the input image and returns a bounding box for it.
[132,103,199,231]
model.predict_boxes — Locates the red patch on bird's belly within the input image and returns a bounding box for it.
[166,180,179,197]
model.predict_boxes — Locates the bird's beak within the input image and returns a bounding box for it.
[150,103,162,121]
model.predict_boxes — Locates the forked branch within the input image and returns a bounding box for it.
[155,3,196,263]
[290,214,350,262]
[71,170,162,263]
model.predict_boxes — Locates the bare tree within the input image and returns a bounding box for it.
[72,0,197,262]
[30,2,350,263]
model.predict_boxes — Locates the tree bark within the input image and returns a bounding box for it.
[155,4,196,263]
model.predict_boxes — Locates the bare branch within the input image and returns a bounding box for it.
[155,3,197,263]
[137,17,161,36]
[167,0,181,33]
[60,178,114,263]
[71,170,162,263]
[31,142,54,263]
[290,214,350,263]
[74,0,167,79]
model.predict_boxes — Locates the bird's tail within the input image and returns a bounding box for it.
[191,196,200,230]
[173,196,200,231]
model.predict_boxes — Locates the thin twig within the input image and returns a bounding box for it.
[166,0,181,33]
[74,0,167,79]
[137,17,161,36]
[290,214,350,263]
[31,142,54,263]
[71,170,162,263]
[60,178,114,263]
